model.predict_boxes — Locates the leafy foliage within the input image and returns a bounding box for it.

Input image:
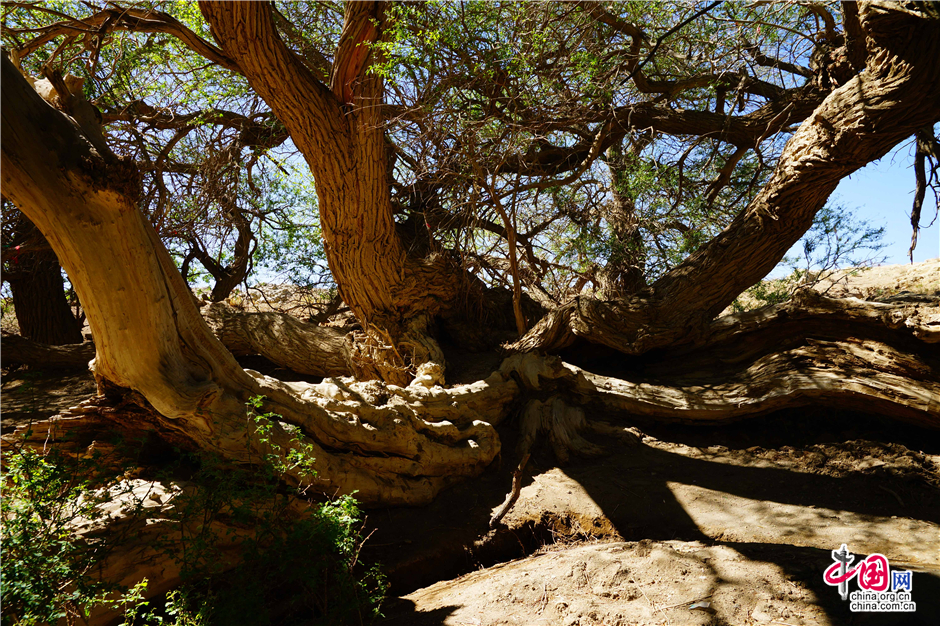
[0,444,144,625]
[730,203,887,311]
[1,0,851,304]
[0,399,386,626]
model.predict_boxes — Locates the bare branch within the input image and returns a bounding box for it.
[14,5,241,73]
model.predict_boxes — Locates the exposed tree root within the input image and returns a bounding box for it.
[345,314,449,386]
[10,289,936,512]
[518,398,605,464]
[574,291,940,427]
[489,452,529,529]
[490,396,626,529]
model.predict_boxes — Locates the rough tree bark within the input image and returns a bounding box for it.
[201,302,351,378]
[199,1,470,384]
[0,333,94,369]
[595,137,650,299]
[0,303,350,376]
[2,4,938,622]
[1,55,507,506]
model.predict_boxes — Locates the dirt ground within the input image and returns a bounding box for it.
[1,260,938,626]
[369,407,939,626]
[813,258,939,299]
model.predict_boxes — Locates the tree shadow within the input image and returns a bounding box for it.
[372,406,940,625]
[379,600,458,626]
[554,408,940,625]
[727,542,940,626]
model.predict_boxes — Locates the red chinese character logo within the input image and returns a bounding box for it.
[857,554,890,591]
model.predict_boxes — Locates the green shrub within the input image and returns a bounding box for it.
[0,397,387,625]
[0,444,146,625]
[171,494,386,626]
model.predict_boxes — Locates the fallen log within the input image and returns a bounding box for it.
[1,332,95,369]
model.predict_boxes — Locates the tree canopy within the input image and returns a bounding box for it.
[7,1,931,312]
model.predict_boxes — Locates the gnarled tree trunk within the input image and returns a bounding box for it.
[0,303,350,376]
[199,1,468,384]
[3,1,939,514]
[1,55,506,506]
[3,3,939,621]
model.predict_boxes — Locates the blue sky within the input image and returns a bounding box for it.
[830,138,939,266]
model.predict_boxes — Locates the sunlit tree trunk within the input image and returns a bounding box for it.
[200,1,466,384]
[2,1,938,519]
[1,55,506,506]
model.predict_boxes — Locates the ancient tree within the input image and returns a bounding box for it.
[2,0,939,516]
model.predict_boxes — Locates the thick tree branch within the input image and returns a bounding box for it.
[498,85,825,178]
[515,1,940,355]
[746,44,814,78]
[201,302,352,378]
[201,1,485,384]
[330,1,382,105]
[103,103,289,150]
[1,54,504,505]
[1,333,94,368]
[840,1,868,73]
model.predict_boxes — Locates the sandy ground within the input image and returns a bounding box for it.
[813,258,939,299]
[2,260,938,626]
[372,407,940,626]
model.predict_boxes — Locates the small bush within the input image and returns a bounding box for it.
[0,445,144,625]
[0,398,386,625]
[172,494,386,626]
